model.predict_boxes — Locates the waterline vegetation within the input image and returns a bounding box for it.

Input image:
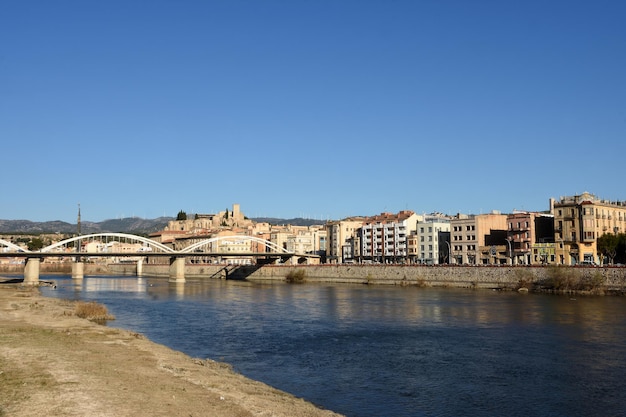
[74,301,115,323]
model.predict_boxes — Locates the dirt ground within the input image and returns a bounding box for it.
[0,280,343,417]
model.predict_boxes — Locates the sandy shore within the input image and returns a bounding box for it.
[0,281,343,417]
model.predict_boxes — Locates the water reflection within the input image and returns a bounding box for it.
[68,276,148,293]
[41,275,626,417]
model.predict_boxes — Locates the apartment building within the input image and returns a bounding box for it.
[407,217,451,264]
[553,192,626,264]
[450,212,508,264]
[357,211,421,263]
[325,218,365,263]
[271,225,327,257]
[507,211,554,265]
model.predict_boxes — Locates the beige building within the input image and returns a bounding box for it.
[450,212,508,265]
[270,225,326,257]
[325,217,366,263]
[552,192,626,265]
[164,204,253,234]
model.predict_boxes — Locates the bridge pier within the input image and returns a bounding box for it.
[72,261,84,279]
[169,257,186,283]
[137,258,144,277]
[23,257,41,285]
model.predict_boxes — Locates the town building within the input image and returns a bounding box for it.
[357,211,421,263]
[506,211,555,265]
[270,225,327,259]
[325,218,365,263]
[450,212,508,265]
[407,216,451,264]
[163,204,253,234]
[552,192,626,265]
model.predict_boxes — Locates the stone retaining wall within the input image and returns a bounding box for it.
[122,263,626,292]
[3,262,625,292]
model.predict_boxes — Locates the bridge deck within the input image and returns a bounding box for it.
[0,252,318,258]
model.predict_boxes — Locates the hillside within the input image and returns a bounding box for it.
[0,216,326,234]
[0,217,174,235]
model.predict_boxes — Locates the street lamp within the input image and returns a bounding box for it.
[445,241,452,264]
[505,238,512,265]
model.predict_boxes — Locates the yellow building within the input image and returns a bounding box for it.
[325,217,366,263]
[552,192,626,264]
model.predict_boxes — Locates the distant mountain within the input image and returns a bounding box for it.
[250,217,327,227]
[0,217,174,235]
[0,216,326,234]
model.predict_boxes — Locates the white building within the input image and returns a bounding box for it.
[414,218,451,264]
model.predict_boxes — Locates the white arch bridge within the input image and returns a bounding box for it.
[0,233,319,284]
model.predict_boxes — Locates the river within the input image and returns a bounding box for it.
[40,274,626,417]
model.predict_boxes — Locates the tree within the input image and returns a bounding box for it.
[598,233,619,265]
[27,237,44,251]
[176,210,187,221]
[617,233,626,265]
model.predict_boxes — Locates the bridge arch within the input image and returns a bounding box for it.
[0,239,31,253]
[42,233,175,253]
[181,235,293,254]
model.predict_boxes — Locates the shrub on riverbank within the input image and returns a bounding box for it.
[285,269,306,283]
[514,268,535,291]
[539,266,606,294]
[74,301,115,323]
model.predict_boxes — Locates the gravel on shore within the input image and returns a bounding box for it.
[0,280,343,417]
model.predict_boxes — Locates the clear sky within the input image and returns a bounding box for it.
[1,1,625,223]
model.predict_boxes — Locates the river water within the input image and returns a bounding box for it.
[40,275,626,417]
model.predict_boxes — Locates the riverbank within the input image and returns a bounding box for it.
[0,279,343,417]
[4,263,626,294]
[118,263,626,294]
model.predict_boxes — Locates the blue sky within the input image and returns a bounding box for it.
[1,1,625,223]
